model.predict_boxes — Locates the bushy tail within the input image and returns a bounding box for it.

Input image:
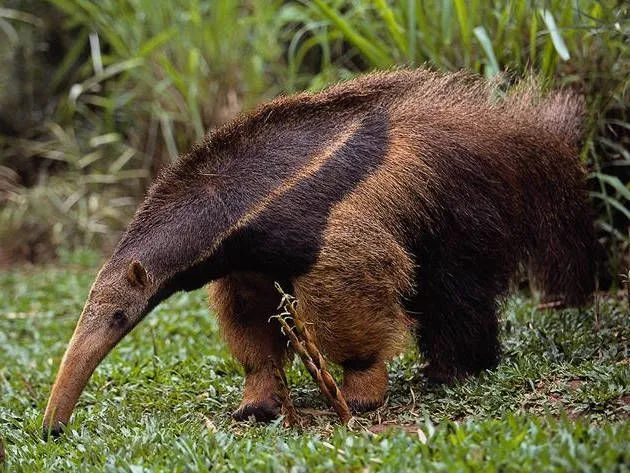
[536,90,586,148]
[528,198,597,307]
[504,80,586,149]
[517,87,596,306]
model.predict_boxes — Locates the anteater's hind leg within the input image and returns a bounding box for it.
[209,272,287,421]
[409,273,501,383]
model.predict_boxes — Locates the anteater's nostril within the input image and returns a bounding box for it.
[112,310,127,327]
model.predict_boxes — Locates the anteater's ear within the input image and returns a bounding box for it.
[127,260,150,289]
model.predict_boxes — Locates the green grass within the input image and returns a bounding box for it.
[1,255,628,472]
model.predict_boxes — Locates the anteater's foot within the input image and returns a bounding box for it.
[42,422,65,440]
[341,359,388,413]
[232,394,282,422]
[423,363,464,385]
[424,354,499,385]
[233,368,283,422]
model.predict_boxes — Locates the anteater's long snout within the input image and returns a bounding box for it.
[42,326,119,439]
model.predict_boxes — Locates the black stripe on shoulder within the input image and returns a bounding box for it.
[223,108,390,278]
[147,108,390,305]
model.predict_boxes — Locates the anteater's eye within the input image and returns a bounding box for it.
[112,310,127,326]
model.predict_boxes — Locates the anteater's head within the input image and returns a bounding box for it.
[42,258,154,438]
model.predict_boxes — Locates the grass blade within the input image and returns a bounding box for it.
[541,9,570,61]
[590,192,630,220]
[453,0,471,60]
[590,172,630,201]
[311,0,392,67]
[473,26,500,76]
[374,0,407,56]
[407,0,416,65]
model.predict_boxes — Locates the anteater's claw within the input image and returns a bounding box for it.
[42,422,64,440]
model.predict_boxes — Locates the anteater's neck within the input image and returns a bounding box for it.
[108,118,359,306]
[110,178,233,307]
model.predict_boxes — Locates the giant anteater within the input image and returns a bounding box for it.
[43,69,595,435]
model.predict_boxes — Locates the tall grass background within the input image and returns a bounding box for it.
[0,0,628,283]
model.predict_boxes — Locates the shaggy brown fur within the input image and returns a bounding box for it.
[43,69,596,436]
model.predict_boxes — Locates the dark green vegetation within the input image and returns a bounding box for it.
[0,1,628,276]
[1,254,628,472]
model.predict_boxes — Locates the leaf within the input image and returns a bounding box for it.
[77,151,103,169]
[607,119,630,132]
[453,0,471,51]
[159,114,179,161]
[69,58,144,104]
[88,133,121,148]
[311,0,392,68]
[590,172,630,201]
[598,137,630,160]
[374,0,407,56]
[529,10,538,64]
[406,0,416,65]
[473,26,500,76]
[596,220,627,240]
[0,7,44,27]
[540,9,570,61]
[49,29,89,93]
[138,28,177,57]
[590,193,630,220]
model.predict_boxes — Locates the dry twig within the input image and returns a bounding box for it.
[272,284,352,425]
[269,357,299,427]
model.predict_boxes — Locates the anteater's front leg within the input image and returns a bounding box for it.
[209,272,288,421]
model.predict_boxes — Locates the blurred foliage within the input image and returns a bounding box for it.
[0,0,288,262]
[0,1,628,281]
